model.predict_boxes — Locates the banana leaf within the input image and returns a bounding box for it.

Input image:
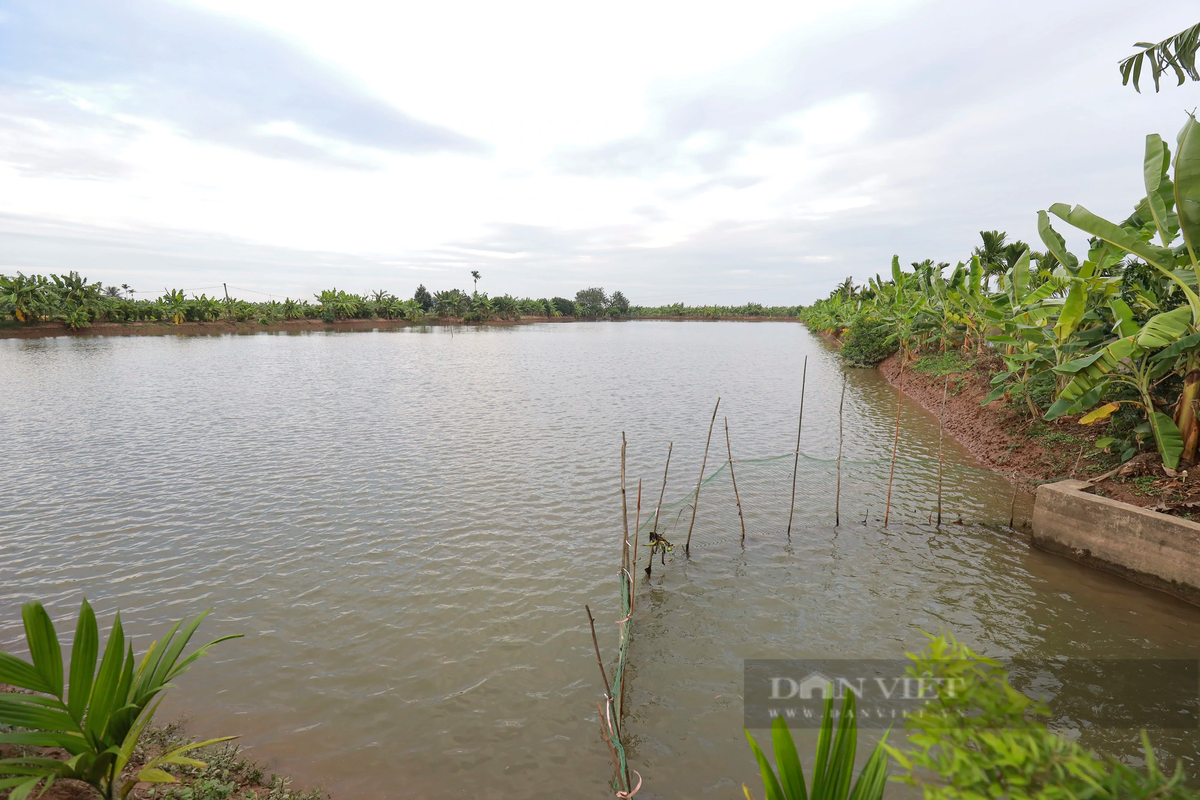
[1038,211,1078,272]
[1143,133,1179,248]
[1152,331,1200,362]
[1137,306,1192,348]
[1050,202,1200,323]
[1175,113,1200,269]
[1151,411,1185,470]
[1049,337,1140,419]
[1055,279,1087,342]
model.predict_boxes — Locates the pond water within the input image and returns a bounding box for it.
[2,321,1200,799]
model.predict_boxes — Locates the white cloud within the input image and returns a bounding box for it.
[1,0,1198,302]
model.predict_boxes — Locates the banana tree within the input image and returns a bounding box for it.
[1046,115,1200,465]
[0,273,50,323]
[50,272,101,308]
[983,249,1068,416]
[158,289,189,325]
[1048,306,1193,469]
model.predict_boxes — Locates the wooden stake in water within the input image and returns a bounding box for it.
[620,432,630,574]
[884,360,905,527]
[685,397,720,556]
[584,605,613,710]
[597,701,622,785]
[725,417,746,544]
[936,375,949,527]
[787,356,808,538]
[835,373,846,527]
[647,443,673,576]
[1009,471,1018,528]
[586,605,628,791]
[631,479,642,611]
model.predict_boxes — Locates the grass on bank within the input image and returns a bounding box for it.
[134,725,324,800]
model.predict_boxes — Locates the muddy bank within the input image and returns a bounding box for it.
[0,315,800,340]
[876,353,1077,482]
[0,315,585,339]
[877,352,1200,518]
[629,315,801,322]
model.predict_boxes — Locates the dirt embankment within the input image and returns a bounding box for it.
[877,352,1200,517]
[0,315,801,340]
[876,353,1074,482]
[630,315,801,322]
[0,316,583,339]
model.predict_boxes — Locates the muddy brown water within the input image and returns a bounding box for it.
[2,322,1199,798]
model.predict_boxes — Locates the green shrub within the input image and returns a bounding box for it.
[413,284,433,312]
[887,634,1198,799]
[840,318,897,367]
[551,297,576,317]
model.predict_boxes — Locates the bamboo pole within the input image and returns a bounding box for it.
[631,480,642,611]
[725,417,746,544]
[685,398,720,556]
[936,375,949,527]
[836,374,846,527]
[787,356,808,538]
[647,443,673,576]
[587,606,628,792]
[597,702,622,784]
[620,433,630,574]
[1009,472,1018,528]
[884,359,904,527]
[651,442,672,541]
[585,605,613,707]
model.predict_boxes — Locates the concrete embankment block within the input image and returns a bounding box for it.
[1032,479,1200,605]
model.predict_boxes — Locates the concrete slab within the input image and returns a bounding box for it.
[1032,479,1200,605]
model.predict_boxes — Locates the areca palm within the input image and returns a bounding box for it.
[0,599,239,800]
[973,230,1008,289]
[1120,21,1200,92]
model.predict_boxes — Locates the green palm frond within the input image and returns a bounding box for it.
[1120,22,1200,92]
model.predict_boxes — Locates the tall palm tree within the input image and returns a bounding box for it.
[471,270,481,295]
[974,230,1008,289]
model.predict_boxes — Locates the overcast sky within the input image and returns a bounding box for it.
[1,0,1198,305]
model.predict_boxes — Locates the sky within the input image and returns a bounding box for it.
[0,0,1198,306]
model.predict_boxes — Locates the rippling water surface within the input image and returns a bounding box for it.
[3,322,1200,798]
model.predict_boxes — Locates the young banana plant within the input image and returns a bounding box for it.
[1048,306,1193,469]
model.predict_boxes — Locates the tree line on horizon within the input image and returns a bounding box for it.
[0,271,801,329]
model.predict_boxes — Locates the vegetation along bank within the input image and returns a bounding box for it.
[802,105,1200,519]
[0,275,800,338]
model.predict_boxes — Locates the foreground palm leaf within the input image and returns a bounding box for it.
[0,599,239,800]
[744,691,889,800]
